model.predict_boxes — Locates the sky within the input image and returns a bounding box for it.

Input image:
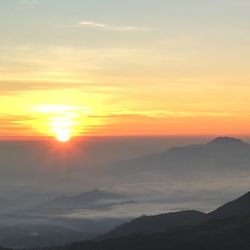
[1,0,250,139]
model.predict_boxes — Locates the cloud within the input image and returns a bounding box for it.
[0,114,37,136]
[88,110,240,119]
[79,21,150,32]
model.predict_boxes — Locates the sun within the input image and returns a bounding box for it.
[55,129,71,142]
[33,104,91,141]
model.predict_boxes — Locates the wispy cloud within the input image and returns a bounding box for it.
[89,110,240,119]
[79,21,150,31]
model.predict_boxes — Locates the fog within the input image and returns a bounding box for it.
[1,136,250,206]
[0,136,209,194]
[1,136,250,247]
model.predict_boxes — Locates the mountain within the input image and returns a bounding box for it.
[63,215,250,250]
[101,210,206,239]
[44,189,125,207]
[0,189,130,248]
[102,191,250,240]
[208,136,245,144]
[114,136,250,174]
[52,191,250,250]
[209,191,250,219]
[2,138,250,249]
[0,224,97,249]
[27,189,127,214]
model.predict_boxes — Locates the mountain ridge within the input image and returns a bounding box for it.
[100,210,206,239]
[57,190,250,250]
[113,136,250,174]
[100,191,250,240]
[208,136,246,145]
[46,189,125,205]
[209,191,250,219]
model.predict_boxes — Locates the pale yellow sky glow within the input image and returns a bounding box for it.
[1,0,250,138]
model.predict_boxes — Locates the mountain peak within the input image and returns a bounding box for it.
[209,137,245,145]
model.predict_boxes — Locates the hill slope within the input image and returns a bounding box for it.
[101,210,206,239]
[53,191,250,250]
[209,191,250,219]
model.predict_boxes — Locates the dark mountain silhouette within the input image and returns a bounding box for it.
[61,215,250,250]
[209,191,250,219]
[101,210,206,239]
[102,191,250,240]
[45,191,250,250]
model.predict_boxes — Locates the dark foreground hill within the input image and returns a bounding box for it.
[98,191,250,241]
[101,210,206,239]
[209,191,250,219]
[41,191,250,250]
[57,216,250,250]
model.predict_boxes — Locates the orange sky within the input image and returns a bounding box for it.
[1,0,250,139]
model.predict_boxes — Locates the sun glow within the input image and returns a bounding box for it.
[32,104,90,141]
[55,128,72,142]
[51,117,75,142]
[50,116,76,142]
